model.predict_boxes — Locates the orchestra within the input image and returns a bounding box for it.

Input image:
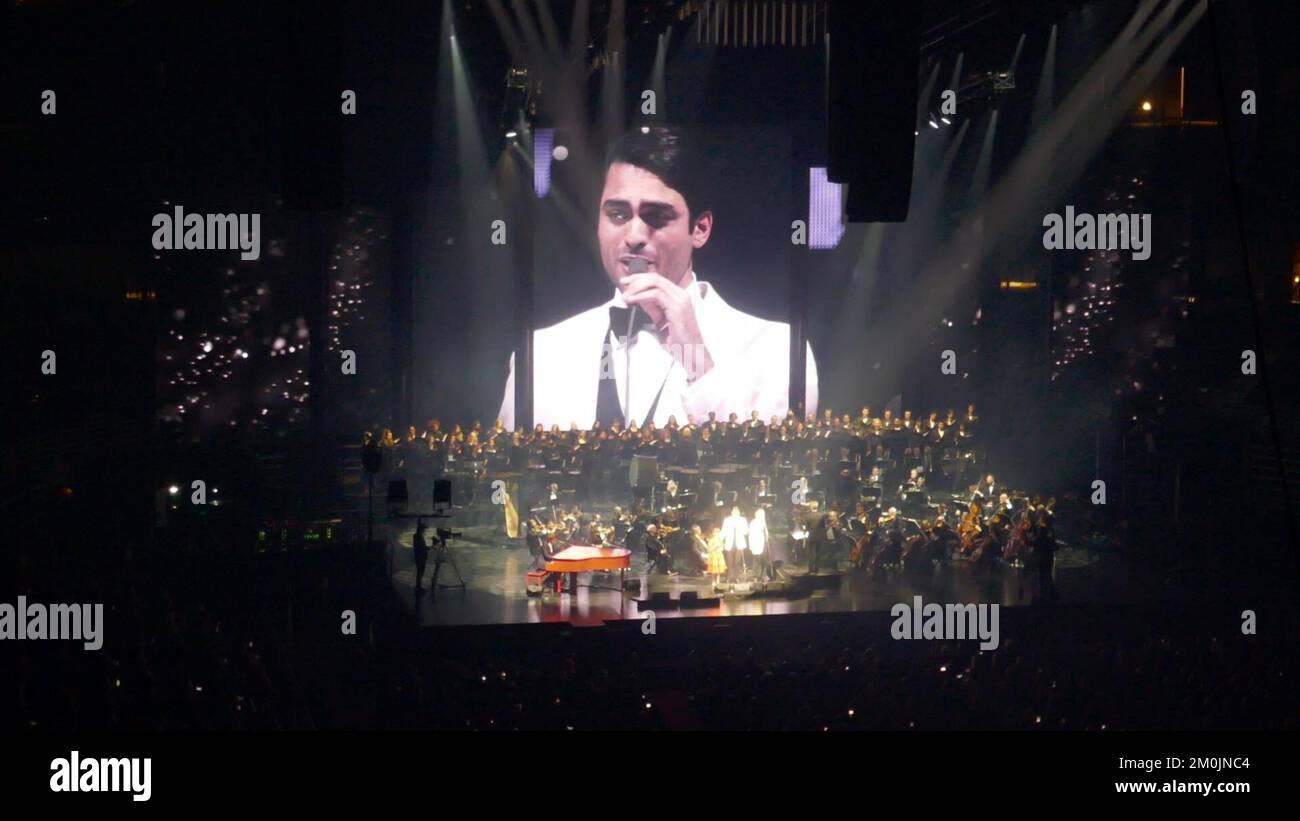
[372,402,1058,589]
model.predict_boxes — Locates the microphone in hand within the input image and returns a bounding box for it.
[625,257,649,335]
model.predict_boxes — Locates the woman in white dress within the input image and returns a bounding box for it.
[748,507,771,581]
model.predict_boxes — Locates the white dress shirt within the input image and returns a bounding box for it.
[722,513,749,551]
[497,271,819,430]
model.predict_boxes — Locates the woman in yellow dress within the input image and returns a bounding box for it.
[702,524,727,591]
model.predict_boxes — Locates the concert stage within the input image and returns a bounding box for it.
[386,504,1156,628]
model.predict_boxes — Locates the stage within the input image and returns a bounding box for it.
[384,505,1162,628]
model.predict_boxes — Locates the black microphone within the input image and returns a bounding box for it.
[624,257,650,324]
[623,257,649,420]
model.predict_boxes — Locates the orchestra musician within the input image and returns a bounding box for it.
[866,513,903,576]
[958,501,984,557]
[808,511,843,575]
[900,519,932,574]
[644,523,675,575]
[846,501,876,569]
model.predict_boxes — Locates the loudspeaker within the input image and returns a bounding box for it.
[433,479,452,508]
[387,480,408,506]
[679,591,720,608]
[828,1,919,222]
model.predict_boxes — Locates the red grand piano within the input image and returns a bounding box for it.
[542,544,631,594]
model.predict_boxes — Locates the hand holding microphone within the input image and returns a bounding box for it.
[624,257,650,338]
[619,259,715,382]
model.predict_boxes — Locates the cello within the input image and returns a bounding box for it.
[958,501,983,557]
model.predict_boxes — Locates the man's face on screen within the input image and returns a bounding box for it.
[598,161,711,289]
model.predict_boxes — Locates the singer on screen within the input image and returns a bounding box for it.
[497,127,818,430]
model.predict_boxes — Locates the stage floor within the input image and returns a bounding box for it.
[384,508,1171,628]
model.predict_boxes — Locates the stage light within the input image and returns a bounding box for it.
[553,145,568,161]
[808,168,846,250]
[928,116,939,129]
[534,128,554,197]
[505,130,518,139]
[1141,100,1152,112]
[640,126,650,134]
[941,117,951,125]
[168,485,179,495]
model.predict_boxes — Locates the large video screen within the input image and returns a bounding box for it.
[502,125,812,430]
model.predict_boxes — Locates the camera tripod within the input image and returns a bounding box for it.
[429,534,466,597]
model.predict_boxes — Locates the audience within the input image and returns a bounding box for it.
[16,553,1296,731]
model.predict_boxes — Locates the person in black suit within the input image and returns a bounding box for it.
[644,523,675,575]
[808,512,843,574]
[412,519,430,593]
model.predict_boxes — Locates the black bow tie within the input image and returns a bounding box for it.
[609,305,656,337]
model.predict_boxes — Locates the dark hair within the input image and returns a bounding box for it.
[605,127,712,223]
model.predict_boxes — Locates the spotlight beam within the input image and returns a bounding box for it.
[858,0,1206,394]
[917,61,941,129]
[509,0,549,61]
[485,0,529,65]
[946,52,964,104]
[1032,25,1058,129]
[1007,32,1027,75]
[535,0,564,55]
[967,109,998,206]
